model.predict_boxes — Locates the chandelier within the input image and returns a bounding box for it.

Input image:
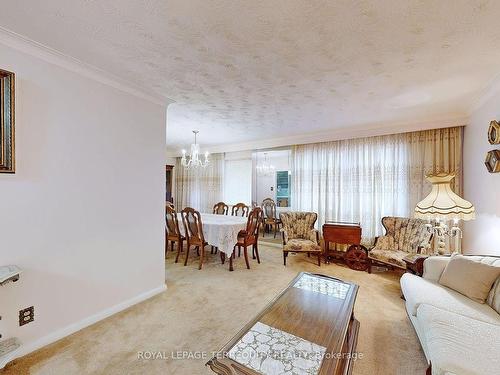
[256,153,275,176]
[181,130,210,170]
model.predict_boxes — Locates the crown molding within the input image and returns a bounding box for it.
[0,26,174,107]
[166,115,469,157]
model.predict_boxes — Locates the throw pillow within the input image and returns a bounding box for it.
[439,255,500,304]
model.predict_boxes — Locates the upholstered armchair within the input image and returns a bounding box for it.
[368,216,433,273]
[280,212,322,266]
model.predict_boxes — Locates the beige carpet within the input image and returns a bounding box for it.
[2,243,428,375]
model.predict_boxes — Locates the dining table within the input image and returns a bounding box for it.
[177,213,248,271]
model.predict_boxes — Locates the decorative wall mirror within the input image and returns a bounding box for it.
[488,120,500,145]
[0,69,15,173]
[485,150,500,173]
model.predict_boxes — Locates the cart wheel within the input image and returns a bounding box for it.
[345,245,368,271]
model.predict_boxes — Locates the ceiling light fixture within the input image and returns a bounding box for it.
[256,153,275,176]
[181,130,210,170]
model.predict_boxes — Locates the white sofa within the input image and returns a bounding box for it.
[400,256,500,375]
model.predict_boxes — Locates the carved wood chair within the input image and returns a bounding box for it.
[261,199,282,238]
[213,202,229,215]
[181,207,208,270]
[165,205,184,263]
[231,203,250,217]
[280,212,322,267]
[261,197,274,206]
[231,207,263,270]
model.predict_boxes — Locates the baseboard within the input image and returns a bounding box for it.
[0,284,167,369]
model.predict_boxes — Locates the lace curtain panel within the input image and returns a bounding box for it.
[175,153,225,213]
[291,126,463,241]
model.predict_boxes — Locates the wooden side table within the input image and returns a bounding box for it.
[322,221,368,271]
[402,254,429,276]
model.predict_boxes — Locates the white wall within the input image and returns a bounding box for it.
[223,151,252,206]
[0,41,167,366]
[463,92,500,255]
[224,160,252,206]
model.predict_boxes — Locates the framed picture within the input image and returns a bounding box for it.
[0,69,15,173]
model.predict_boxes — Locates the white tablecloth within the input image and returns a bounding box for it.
[178,213,247,256]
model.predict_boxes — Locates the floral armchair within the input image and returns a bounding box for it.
[280,212,322,266]
[368,216,433,273]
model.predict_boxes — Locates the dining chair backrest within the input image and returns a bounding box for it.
[181,207,205,244]
[232,203,250,217]
[262,199,277,220]
[213,202,229,215]
[261,197,275,206]
[166,205,181,237]
[245,207,263,240]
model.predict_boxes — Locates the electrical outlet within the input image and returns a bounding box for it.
[19,306,34,326]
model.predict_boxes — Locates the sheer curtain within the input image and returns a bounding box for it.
[175,153,225,213]
[291,127,463,241]
[407,127,463,210]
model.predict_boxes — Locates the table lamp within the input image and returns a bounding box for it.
[414,173,475,254]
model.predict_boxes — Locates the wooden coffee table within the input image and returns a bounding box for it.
[207,272,360,375]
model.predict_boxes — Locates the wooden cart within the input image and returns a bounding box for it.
[322,221,368,271]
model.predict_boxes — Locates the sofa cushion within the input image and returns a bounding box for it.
[417,304,500,375]
[369,249,408,268]
[439,255,500,304]
[422,256,450,282]
[283,239,322,253]
[400,273,500,325]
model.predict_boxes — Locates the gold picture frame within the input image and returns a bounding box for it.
[0,68,15,173]
[488,120,500,145]
[485,150,500,173]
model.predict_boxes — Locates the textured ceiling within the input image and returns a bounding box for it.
[2,1,500,150]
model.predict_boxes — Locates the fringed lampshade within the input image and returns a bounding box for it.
[415,173,474,254]
[414,173,475,221]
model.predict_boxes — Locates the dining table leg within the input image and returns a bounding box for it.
[220,252,225,264]
[229,251,234,271]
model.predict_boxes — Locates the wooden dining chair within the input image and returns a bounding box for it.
[165,205,184,263]
[181,207,208,270]
[261,197,275,206]
[261,199,282,238]
[213,202,229,215]
[231,203,250,217]
[233,207,263,269]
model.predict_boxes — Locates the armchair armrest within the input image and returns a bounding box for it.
[307,229,320,244]
[282,230,288,245]
[422,256,450,282]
